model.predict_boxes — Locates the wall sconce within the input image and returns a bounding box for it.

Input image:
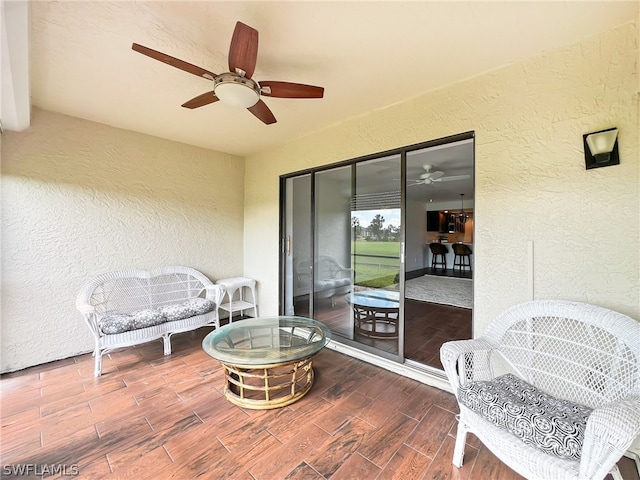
[583,127,619,170]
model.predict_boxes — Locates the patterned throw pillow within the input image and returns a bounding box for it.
[458,373,592,460]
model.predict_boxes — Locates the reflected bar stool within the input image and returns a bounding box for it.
[452,243,472,271]
[429,243,448,270]
[215,277,258,322]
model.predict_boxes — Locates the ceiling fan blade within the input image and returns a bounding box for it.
[248,99,277,125]
[181,92,219,109]
[260,81,324,99]
[435,175,471,182]
[420,171,444,180]
[228,22,258,79]
[132,43,217,80]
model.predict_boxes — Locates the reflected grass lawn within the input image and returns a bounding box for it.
[352,241,400,287]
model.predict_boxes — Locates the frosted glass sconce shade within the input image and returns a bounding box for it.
[583,128,619,170]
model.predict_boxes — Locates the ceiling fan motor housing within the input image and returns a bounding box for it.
[213,73,260,108]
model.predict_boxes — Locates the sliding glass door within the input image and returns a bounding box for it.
[281,155,403,361]
[280,132,474,371]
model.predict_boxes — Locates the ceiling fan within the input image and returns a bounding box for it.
[131,21,324,125]
[408,164,471,185]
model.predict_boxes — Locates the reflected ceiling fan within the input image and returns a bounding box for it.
[131,21,324,125]
[408,164,471,186]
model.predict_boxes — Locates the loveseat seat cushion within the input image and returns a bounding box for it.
[312,278,351,297]
[186,298,216,315]
[159,298,215,321]
[99,308,166,334]
[458,373,592,460]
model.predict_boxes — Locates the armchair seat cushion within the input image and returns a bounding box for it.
[458,373,592,460]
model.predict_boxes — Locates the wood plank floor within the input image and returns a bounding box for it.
[1,327,637,479]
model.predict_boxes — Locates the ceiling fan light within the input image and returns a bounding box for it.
[213,74,260,108]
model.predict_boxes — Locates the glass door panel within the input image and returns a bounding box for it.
[283,174,311,317]
[314,166,352,337]
[350,154,402,357]
[283,155,404,360]
[403,139,474,370]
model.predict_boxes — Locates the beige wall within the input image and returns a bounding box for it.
[244,21,639,335]
[1,109,245,372]
[1,20,637,374]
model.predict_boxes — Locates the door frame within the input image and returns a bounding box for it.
[278,130,475,369]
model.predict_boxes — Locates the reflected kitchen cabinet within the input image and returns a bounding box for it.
[426,210,450,232]
[427,210,465,233]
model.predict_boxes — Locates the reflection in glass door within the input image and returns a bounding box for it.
[403,138,474,371]
[281,133,474,372]
[281,155,404,361]
[282,175,311,317]
[349,155,402,357]
[314,166,352,338]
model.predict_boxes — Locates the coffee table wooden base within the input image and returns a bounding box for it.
[221,355,315,410]
[353,304,399,339]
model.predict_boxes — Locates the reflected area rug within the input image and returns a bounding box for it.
[403,275,472,309]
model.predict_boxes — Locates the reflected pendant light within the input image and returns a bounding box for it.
[458,194,469,223]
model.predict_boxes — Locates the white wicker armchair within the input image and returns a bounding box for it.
[77,266,224,376]
[440,300,640,480]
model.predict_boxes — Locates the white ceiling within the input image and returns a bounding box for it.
[25,1,637,158]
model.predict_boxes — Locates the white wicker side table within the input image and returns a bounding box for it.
[215,277,258,322]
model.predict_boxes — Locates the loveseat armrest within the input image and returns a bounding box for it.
[440,337,498,396]
[579,393,640,479]
[75,301,101,337]
[204,284,225,308]
[335,266,352,277]
[76,303,96,316]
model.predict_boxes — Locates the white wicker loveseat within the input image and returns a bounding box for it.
[440,300,640,480]
[77,266,224,377]
[294,256,351,307]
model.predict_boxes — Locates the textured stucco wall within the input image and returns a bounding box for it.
[1,109,245,372]
[244,21,639,335]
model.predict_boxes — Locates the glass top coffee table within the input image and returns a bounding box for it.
[202,316,331,410]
